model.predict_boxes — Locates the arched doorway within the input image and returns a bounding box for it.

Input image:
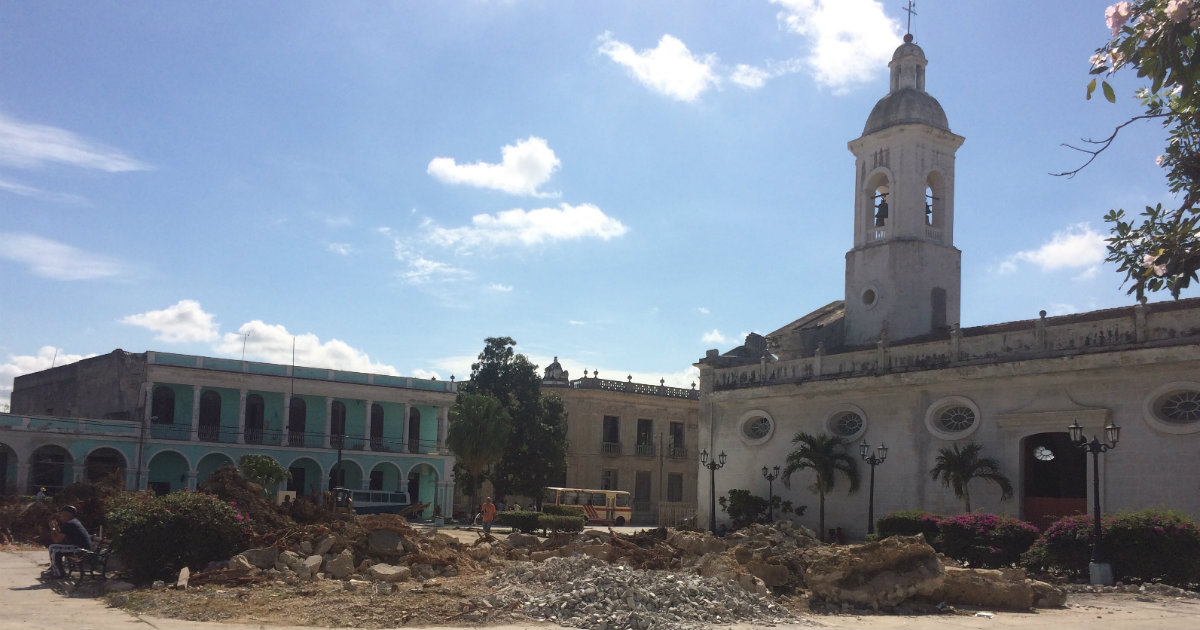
[1022,432,1087,530]
[245,394,265,444]
[370,404,384,451]
[197,453,235,485]
[147,450,190,495]
[369,462,402,492]
[199,390,222,441]
[287,457,323,496]
[408,407,422,453]
[85,447,126,484]
[288,398,307,447]
[30,444,72,494]
[328,459,363,490]
[407,463,439,518]
[0,442,17,495]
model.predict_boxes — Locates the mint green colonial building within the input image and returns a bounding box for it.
[3,349,455,517]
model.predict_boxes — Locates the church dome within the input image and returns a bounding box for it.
[862,37,951,135]
[862,88,949,135]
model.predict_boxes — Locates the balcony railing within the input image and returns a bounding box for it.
[601,441,622,456]
[668,446,689,459]
[635,442,655,457]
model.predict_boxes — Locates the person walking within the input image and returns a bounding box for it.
[480,497,497,536]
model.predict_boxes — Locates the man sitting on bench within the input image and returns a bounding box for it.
[45,505,92,579]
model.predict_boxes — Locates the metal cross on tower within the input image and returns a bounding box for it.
[902,1,917,36]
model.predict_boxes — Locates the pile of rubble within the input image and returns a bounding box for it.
[192,515,1070,624]
[486,555,791,630]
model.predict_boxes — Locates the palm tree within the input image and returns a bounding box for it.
[782,432,860,540]
[447,394,511,508]
[929,442,1013,513]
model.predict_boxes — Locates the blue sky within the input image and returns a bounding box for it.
[0,1,1180,408]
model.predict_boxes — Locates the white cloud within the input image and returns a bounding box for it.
[121,300,220,343]
[731,64,771,88]
[324,215,353,228]
[697,307,710,315]
[771,0,901,93]
[327,242,353,256]
[0,346,96,410]
[995,224,1107,275]
[215,321,400,376]
[598,32,719,102]
[427,136,561,197]
[489,283,513,292]
[0,111,150,172]
[0,232,126,280]
[428,203,628,251]
[702,329,729,344]
[568,320,585,326]
[400,257,472,285]
[0,177,87,204]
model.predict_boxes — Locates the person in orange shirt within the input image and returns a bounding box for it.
[480,497,497,535]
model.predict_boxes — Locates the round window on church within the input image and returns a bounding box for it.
[824,405,867,441]
[737,409,776,446]
[925,396,982,440]
[861,286,879,309]
[1144,382,1200,435]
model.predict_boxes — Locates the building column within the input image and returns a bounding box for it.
[237,389,247,445]
[400,403,411,453]
[72,462,85,485]
[281,394,291,446]
[190,385,201,442]
[323,397,333,449]
[18,461,30,494]
[186,470,198,491]
[363,400,373,451]
[437,406,449,453]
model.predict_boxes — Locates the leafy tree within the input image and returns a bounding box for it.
[238,454,290,495]
[447,393,511,507]
[928,442,1013,513]
[717,488,803,530]
[458,337,568,504]
[1061,0,1200,298]
[781,432,860,540]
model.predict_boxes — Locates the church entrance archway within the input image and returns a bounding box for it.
[1021,432,1086,530]
[85,447,126,484]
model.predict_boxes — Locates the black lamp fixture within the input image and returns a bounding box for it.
[699,448,727,535]
[860,439,888,535]
[1068,418,1121,585]
[761,465,780,523]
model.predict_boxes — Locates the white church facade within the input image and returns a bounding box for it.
[696,36,1200,539]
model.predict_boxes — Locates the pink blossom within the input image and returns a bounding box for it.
[1167,0,1193,23]
[1106,2,1133,35]
[1156,155,1165,166]
[1142,253,1168,276]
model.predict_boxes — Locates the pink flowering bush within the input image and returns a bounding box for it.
[935,512,1040,568]
[1023,510,1200,587]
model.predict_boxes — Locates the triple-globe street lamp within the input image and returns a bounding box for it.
[859,440,888,535]
[699,449,727,535]
[1068,418,1121,585]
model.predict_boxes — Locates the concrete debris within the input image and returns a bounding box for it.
[487,554,793,630]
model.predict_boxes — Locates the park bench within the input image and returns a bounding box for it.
[62,540,112,580]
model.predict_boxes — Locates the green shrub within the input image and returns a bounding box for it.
[1021,513,1096,578]
[1106,510,1200,586]
[935,512,1039,568]
[538,514,586,534]
[1026,510,1200,587]
[542,504,586,518]
[717,489,803,530]
[875,510,942,543]
[106,490,249,581]
[495,510,541,534]
[197,465,294,535]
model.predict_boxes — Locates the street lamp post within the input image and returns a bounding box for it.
[859,440,888,536]
[761,465,780,523]
[1069,419,1120,585]
[699,449,727,535]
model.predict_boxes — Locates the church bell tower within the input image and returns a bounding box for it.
[843,34,965,346]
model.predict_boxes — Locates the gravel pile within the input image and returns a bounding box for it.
[487,555,797,630]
